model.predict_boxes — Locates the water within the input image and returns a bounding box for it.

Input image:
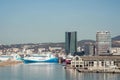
[0,63,120,80]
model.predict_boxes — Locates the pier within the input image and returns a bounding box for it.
[76,69,120,73]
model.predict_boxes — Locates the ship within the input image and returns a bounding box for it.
[23,53,58,63]
[0,54,22,61]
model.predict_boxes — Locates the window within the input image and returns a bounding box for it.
[76,57,79,61]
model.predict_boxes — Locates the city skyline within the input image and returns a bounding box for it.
[0,0,120,44]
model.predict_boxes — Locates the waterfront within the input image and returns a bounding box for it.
[0,63,120,80]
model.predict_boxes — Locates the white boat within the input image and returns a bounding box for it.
[0,54,22,61]
[0,55,11,61]
[23,53,58,63]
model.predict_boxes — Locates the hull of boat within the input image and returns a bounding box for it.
[23,58,58,63]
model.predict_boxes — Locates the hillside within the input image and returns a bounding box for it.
[77,40,95,47]
[112,35,120,47]
[112,35,120,41]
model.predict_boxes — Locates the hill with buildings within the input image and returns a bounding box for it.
[0,35,120,53]
[77,40,95,47]
[112,35,120,47]
[112,35,120,41]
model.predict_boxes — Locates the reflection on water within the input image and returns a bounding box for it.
[65,69,79,80]
[0,63,66,80]
[0,63,120,80]
[65,69,120,80]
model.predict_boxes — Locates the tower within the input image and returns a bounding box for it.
[96,31,111,55]
[65,31,77,55]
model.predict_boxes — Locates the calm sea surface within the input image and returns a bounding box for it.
[0,63,120,80]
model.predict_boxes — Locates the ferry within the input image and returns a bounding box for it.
[23,53,58,63]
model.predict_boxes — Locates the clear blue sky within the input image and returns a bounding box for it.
[0,0,120,44]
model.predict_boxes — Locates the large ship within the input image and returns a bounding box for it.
[23,53,58,63]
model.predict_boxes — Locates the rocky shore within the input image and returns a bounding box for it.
[0,60,23,67]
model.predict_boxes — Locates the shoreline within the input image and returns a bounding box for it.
[0,60,23,67]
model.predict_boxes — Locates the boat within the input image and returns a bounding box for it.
[0,54,22,61]
[23,53,58,63]
[0,55,12,61]
[65,54,73,64]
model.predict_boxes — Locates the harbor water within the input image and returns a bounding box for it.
[0,63,120,80]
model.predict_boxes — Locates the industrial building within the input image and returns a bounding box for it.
[71,56,120,72]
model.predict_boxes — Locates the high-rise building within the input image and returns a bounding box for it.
[84,43,95,56]
[96,31,111,55]
[65,31,77,55]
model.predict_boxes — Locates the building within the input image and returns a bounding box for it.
[96,31,111,55]
[71,56,120,71]
[49,46,62,53]
[111,47,120,55]
[84,43,95,56]
[65,31,77,55]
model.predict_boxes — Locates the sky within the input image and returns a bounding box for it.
[0,0,120,44]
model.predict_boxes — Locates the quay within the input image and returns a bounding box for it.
[65,55,120,73]
[0,60,23,67]
[76,69,120,73]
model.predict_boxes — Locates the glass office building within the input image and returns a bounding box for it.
[65,31,77,55]
[96,31,111,55]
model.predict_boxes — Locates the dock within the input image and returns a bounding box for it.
[65,64,120,73]
[76,69,120,73]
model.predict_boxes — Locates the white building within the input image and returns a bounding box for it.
[111,47,120,55]
[38,48,46,53]
[71,56,120,70]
